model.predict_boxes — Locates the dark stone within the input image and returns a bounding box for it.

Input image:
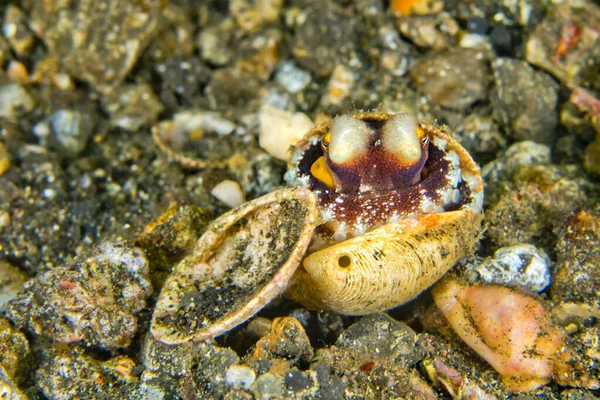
[284,368,311,392]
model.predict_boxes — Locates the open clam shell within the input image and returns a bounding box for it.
[151,188,318,344]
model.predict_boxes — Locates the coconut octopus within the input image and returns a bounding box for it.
[150,111,483,344]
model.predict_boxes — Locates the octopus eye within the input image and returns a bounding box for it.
[381,113,423,165]
[328,115,371,164]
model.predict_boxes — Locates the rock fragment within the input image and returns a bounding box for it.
[36,347,140,399]
[292,3,360,77]
[316,314,432,398]
[526,2,600,89]
[30,0,161,92]
[33,109,94,157]
[0,84,34,120]
[5,242,152,350]
[410,48,489,110]
[259,105,313,161]
[491,58,559,143]
[470,244,551,292]
[230,0,283,33]
[0,261,28,311]
[396,12,459,50]
[248,316,314,365]
[2,5,35,56]
[102,83,164,132]
[0,317,30,385]
[198,19,236,67]
[552,210,600,309]
[275,61,312,94]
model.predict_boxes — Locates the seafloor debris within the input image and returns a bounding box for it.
[5,242,152,349]
[29,0,161,92]
[0,318,30,399]
[0,261,28,310]
[491,57,559,143]
[316,313,434,399]
[467,243,551,292]
[552,210,600,309]
[35,346,139,399]
[432,277,565,392]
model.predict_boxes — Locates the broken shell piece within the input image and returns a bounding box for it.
[152,110,238,169]
[151,188,319,344]
[423,358,496,399]
[432,277,564,393]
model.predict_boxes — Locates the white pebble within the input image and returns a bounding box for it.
[474,244,551,292]
[226,364,256,390]
[259,105,313,161]
[211,180,246,208]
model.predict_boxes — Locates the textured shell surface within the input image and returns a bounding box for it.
[284,111,484,314]
[150,188,318,344]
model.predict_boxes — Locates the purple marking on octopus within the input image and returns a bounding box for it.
[315,145,450,228]
[293,139,453,231]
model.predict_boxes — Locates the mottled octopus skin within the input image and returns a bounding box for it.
[285,112,484,314]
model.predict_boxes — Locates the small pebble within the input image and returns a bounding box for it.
[226,365,256,390]
[481,140,551,186]
[230,0,283,32]
[284,369,311,392]
[211,180,246,208]
[491,57,558,143]
[0,84,34,120]
[466,17,489,34]
[0,261,28,311]
[250,373,283,400]
[246,316,272,338]
[33,109,94,157]
[259,105,313,161]
[0,142,11,175]
[0,210,10,228]
[7,60,29,85]
[410,48,489,110]
[275,61,312,93]
[472,244,551,292]
[3,5,35,56]
[321,64,355,106]
[102,83,164,132]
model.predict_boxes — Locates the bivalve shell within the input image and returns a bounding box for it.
[286,210,483,314]
[151,188,318,344]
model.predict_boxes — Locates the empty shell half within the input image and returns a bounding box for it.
[151,188,318,344]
